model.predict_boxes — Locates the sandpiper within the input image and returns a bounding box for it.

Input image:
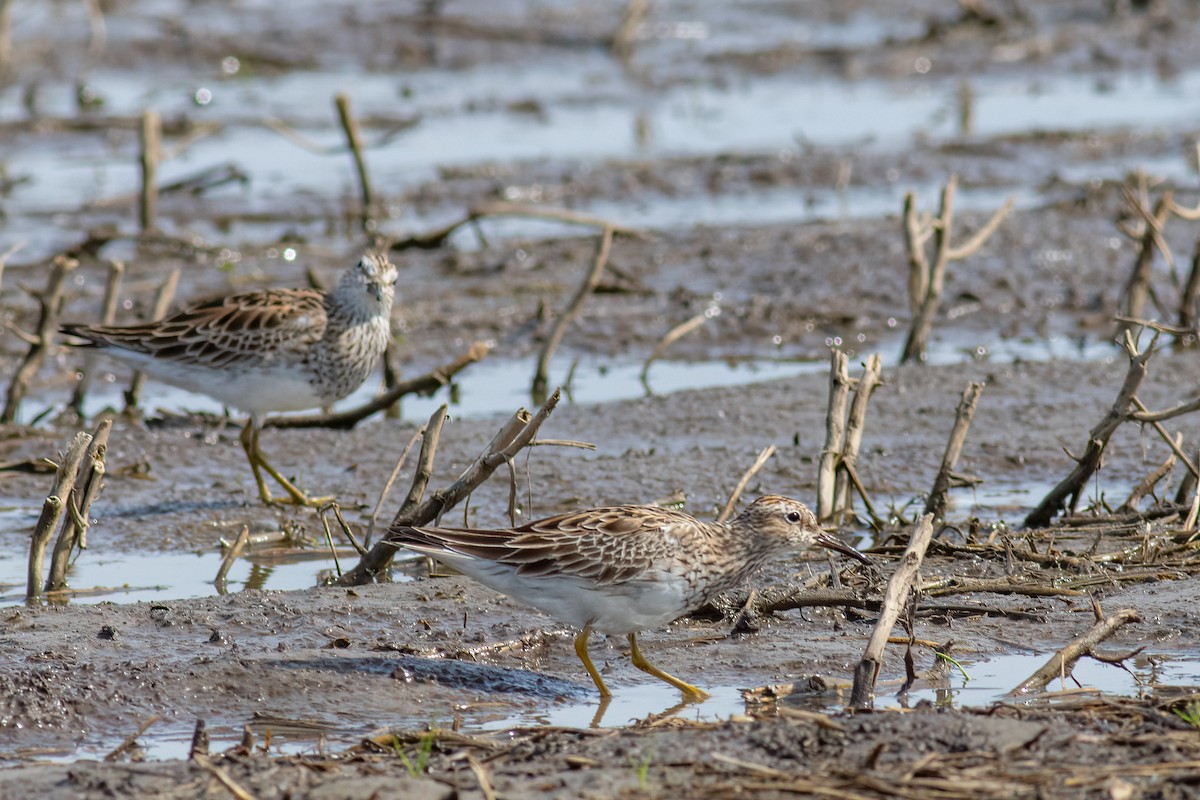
[390,495,870,698]
[62,253,398,506]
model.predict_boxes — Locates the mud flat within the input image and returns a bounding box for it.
[5,0,1200,797]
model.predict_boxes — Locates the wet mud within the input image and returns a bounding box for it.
[4,0,1200,797]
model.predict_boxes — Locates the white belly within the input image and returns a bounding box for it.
[94,349,324,415]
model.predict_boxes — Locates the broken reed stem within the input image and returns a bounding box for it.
[366,424,427,546]
[139,109,161,232]
[1117,181,1173,340]
[1130,396,1199,480]
[336,389,561,586]
[611,0,649,62]
[924,382,985,520]
[1007,608,1141,695]
[191,753,258,800]
[381,341,404,418]
[397,405,449,520]
[390,202,640,252]
[189,720,209,760]
[1024,331,1156,528]
[849,513,936,709]
[125,266,180,411]
[1120,435,1177,512]
[334,92,375,234]
[639,311,710,388]
[532,227,614,402]
[46,419,111,592]
[70,260,125,415]
[104,714,160,762]
[2,255,78,424]
[268,341,490,430]
[214,525,250,594]
[27,432,92,601]
[816,350,850,522]
[0,239,24,299]
[1177,237,1200,347]
[718,445,777,523]
[834,353,883,517]
[901,175,1013,363]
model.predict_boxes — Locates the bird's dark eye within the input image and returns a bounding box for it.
[785,511,802,523]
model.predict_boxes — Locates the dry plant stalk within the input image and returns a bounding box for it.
[397,404,449,519]
[46,419,111,592]
[717,445,777,523]
[335,388,562,585]
[834,352,883,516]
[139,109,161,231]
[366,423,427,545]
[125,266,180,410]
[26,431,93,601]
[1177,237,1200,347]
[849,513,935,709]
[1024,331,1155,528]
[70,260,124,415]
[0,239,24,299]
[816,351,850,522]
[104,714,160,762]
[611,0,649,62]
[901,174,1013,363]
[531,227,614,401]
[334,92,375,233]
[2,255,78,424]
[639,311,711,388]
[924,382,984,519]
[215,525,250,595]
[1007,607,1141,695]
[268,341,489,430]
[390,201,640,251]
[1120,434,1178,512]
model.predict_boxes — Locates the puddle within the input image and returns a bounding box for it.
[52,332,1120,430]
[9,56,1200,259]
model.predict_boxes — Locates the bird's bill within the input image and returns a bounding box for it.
[813,531,872,565]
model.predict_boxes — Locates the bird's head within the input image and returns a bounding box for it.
[737,495,871,565]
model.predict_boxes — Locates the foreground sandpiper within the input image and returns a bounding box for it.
[390,495,870,698]
[62,253,398,506]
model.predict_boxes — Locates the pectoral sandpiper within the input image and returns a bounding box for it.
[390,495,870,698]
[62,253,398,506]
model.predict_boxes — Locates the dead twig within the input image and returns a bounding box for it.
[1007,607,1141,695]
[267,341,490,430]
[104,714,160,762]
[139,109,161,232]
[901,175,1013,363]
[817,350,850,522]
[69,260,124,416]
[1120,434,1178,512]
[334,92,375,234]
[214,526,250,594]
[46,419,111,591]
[3,255,78,424]
[1025,331,1156,528]
[532,227,613,401]
[125,267,181,411]
[366,424,426,546]
[0,239,24,298]
[397,405,449,519]
[26,431,92,602]
[849,514,936,708]
[191,753,258,800]
[834,353,883,518]
[639,311,712,390]
[924,382,984,519]
[717,445,776,523]
[1176,236,1200,347]
[336,389,562,585]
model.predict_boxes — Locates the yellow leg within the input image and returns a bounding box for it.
[627,633,710,699]
[239,423,333,507]
[575,625,612,698]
